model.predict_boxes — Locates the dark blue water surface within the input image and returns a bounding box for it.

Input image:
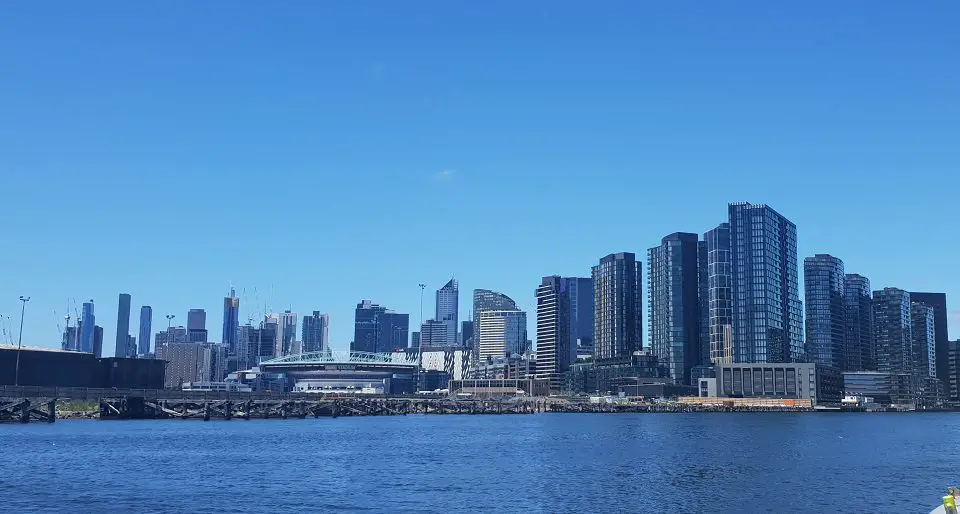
[0,413,955,513]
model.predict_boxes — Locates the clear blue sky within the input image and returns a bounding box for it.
[1,1,958,354]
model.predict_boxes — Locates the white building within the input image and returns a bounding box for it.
[478,310,527,360]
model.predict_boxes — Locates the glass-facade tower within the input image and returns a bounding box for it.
[436,279,459,347]
[803,254,846,370]
[728,203,803,363]
[138,306,153,356]
[536,276,572,392]
[844,274,874,371]
[592,252,642,361]
[80,301,96,353]
[873,288,912,376]
[221,288,240,354]
[114,293,132,358]
[648,233,704,385]
[705,223,732,363]
[910,301,936,379]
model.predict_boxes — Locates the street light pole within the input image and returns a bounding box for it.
[15,296,30,387]
[164,314,175,352]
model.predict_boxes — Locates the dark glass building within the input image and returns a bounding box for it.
[873,288,913,377]
[728,203,803,363]
[705,223,732,364]
[843,274,874,371]
[536,276,572,392]
[803,254,846,370]
[910,301,936,379]
[592,252,642,361]
[221,288,240,354]
[138,306,153,356]
[460,321,474,347]
[648,233,704,385]
[302,311,330,354]
[562,277,594,360]
[351,300,408,353]
[115,293,132,358]
[908,292,949,385]
[187,308,208,343]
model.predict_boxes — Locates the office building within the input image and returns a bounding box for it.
[562,277,594,361]
[138,306,153,356]
[804,254,846,370]
[436,279,459,347]
[460,321,474,348]
[61,326,79,352]
[379,312,409,353]
[843,371,913,407]
[472,289,519,356]
[93,325,104,358]
[185,309,207,343]
[351,301,408,354]
[157,342,212,388]
[648,233,704,385]
[728,202,803,363]
[353,300,386,353]
[478,310,527,360]
[410,332,421,348]
[705,223,732,364]
[948,341,960,403]
[909,292,949,385]
[79,301,96,354]
[709,362,818,404]
[911,302,936,379]
[222,288,240,354]
[844,274,875,371]
[419,320,448,348]
[115,293,132,358]
[267,311,298,357]
[155,326,187,349]
[536,276,572,392]
[301,311,330,355]
[873,288,913,377]
[592,252,642,361]
[241,322,277,368]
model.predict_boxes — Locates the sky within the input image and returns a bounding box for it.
[1,1,958,354]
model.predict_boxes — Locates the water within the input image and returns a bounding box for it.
[0,413,954,513]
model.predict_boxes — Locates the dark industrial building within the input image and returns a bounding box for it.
[0,347,165,389]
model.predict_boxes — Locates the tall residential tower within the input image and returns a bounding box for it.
[592,252,642,361]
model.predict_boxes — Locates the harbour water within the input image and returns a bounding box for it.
[1,412,956,513]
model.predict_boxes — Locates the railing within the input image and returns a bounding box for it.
[0,385,383,401]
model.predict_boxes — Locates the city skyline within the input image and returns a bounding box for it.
[2,3,958,359]
[4,206,958,357]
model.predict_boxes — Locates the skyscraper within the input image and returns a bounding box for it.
[705,223,732,364]
[268,311,298,357]
[436,279,459,347]
[353,300,386,353]
[93,325,103,358]
[472,289,518,357]
[419,319,448,348]
[844,274,874,371]
[80,300,96,353]
[908,292,949,385]
[536,276,572,392]
[460,321,474,348]
[302,311,330,355]
[138,306,153,356]
[478,310,527,359]
[115,293,132,358]
[222,288,240,354]
[351,301,408,353]
[187,309,208,343]
[873,288,913,376]
[379,312,409,353]
[803,254,846,370]
[648,233,704,385]
[728,202,803,363]
[592,252,642,361]
[911,301,936,380]
[562,277,594,359]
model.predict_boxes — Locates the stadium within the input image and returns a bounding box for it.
[257,350,420,395]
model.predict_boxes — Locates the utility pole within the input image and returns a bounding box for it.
[14,296,30,387]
